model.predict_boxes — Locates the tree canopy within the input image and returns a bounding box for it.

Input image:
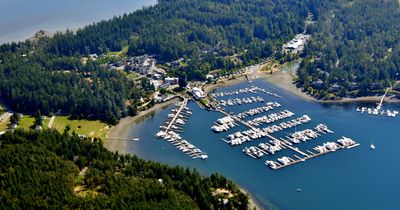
[297,0,400,99]
[0,129,249,209]
[0,0,312,122]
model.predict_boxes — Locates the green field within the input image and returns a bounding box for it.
[127,72,138,80]
[106,45,129,58]
[18,115,50,130]
[51,116,109,139]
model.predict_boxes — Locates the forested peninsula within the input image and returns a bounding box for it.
[0,129,249,209]
[297,0,400,99]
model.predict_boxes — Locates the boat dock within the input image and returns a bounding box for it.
[266,137,360,170]
[377,88,390,109]
[235,102,281,119]
[218,96,265,107]
[356,88,398,117]
[210,85,281,99]
[155,99,208,160]
[215,106,360,170]
[245,74,252,83]
[165,98,189,132]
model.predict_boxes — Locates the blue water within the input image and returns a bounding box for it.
[0,0,157,43]
[123,79,400,210]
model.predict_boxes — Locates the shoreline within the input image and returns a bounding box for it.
[238,185,268,210]
[203,75,249,94]
[105,60,399,210]
[203,60,400,104]
[105,96,265,210]
[104,97,180,153]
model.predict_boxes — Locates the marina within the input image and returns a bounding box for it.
[219,112,312,146]
[243,124,335,159]
[155,99,208,160]
[211,116,238,132]
[260,115,311,134]
[235,102,281,119]
[246,110,295,126]
[266,137,360,170]
[209,82,359,171]
[211,86,281,98]
[217,96,265,107]
[120,78,399,210]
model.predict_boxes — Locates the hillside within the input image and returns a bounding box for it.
[0,129,249,209]
[0,0,310,123]
[297,0,400,99]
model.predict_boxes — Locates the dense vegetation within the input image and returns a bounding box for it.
[297,0,400,99]
[3,0,399,121]
[0,129,248,209]
[48,0,310,79]
[0,43,146,124]
[0,0,312,122]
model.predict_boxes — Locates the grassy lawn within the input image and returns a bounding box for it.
[107,45,129,58]
[52,116,109,139]
[127,72,138,80]
[18,115,50,130]
[179,60,188,67]
[19,115,36,130]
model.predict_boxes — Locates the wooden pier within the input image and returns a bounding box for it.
[165,98,188,132]
[377,88,390,109]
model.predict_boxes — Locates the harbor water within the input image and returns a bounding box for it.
[123,79,400,210]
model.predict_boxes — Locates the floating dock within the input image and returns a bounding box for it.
[214,105,360,170]
[155,99,208,160]
[266,138,360,170]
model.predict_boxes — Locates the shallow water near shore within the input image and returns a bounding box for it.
[122,79,400,210]
[0,0,157,43]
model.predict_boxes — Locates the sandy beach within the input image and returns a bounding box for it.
[104,97,180,153]
[238,186,269,210]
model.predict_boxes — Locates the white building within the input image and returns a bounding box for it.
[192,87,205,99]
[150,80,162,89]
[165,77,179,85]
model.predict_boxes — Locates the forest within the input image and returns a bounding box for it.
[0,0,312,122]
[0,129,249,209]
[297,0,400,99]
[2,0,400,122]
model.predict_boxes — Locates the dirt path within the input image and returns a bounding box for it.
[48,115,56,128]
